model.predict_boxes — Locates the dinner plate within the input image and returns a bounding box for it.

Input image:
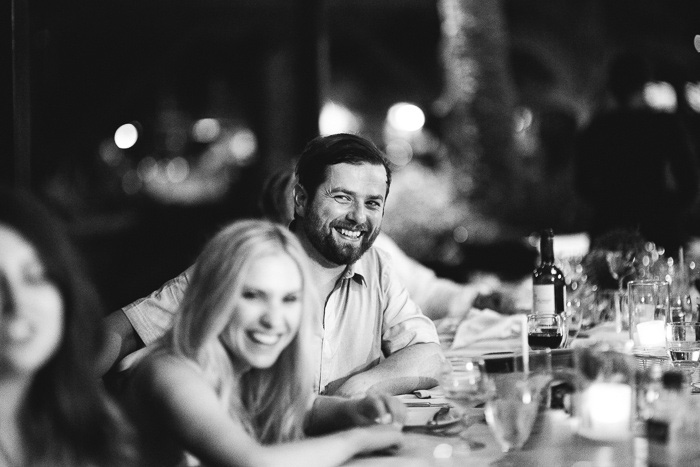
[472,348,575,373]
[402,405,461,429]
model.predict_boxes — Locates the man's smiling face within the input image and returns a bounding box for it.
[299,162,387,265]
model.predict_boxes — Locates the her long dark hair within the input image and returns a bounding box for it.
[0,187,136,465]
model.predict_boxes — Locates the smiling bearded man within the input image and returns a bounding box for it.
[290,133,443,397]
[297,162,383,265]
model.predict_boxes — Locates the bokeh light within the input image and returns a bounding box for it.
[686,82,700,112]
[644,81,677,112]
[453,225,469,243]
[387,103,425,132]
[137,156,158,182]
[228,129,258,164]
[514,107,533,133]
[166,157,189,183]
[384,138,413,166]
[114,123,139,149]
[192,118,221,143]
[319,101,361,135]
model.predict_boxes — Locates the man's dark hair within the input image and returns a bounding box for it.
[294,133,392,202]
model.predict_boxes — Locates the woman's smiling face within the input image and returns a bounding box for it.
[0,225,64,375]
[220,252,303,371]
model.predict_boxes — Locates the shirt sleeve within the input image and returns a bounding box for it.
[121,266,193,345]
[375,249,440,355]
[373,233,482,320]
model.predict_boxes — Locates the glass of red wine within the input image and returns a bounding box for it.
[527,313,566,350]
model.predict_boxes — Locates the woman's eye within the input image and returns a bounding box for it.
[283,294,299,304]
[241,290,260,300]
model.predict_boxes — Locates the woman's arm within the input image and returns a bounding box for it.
[134,354,403,467]
[305,393,406,435]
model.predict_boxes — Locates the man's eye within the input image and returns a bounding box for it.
[334,195,351,203]
[367,201,383,209]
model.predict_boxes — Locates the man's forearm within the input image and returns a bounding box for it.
[332,343,444,398]
[97,309,144,376]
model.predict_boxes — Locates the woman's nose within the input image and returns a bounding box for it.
[0,274,16,316]
[260,301,284,328]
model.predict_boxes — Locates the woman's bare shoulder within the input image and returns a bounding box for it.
[131,350,203,396]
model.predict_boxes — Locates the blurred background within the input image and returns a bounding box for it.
[4,0,700,312]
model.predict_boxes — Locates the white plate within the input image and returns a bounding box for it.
[403,406,461,428]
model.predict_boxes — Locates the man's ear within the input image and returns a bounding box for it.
[293,184,308,218]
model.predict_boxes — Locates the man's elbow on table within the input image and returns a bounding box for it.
[333,343,444,398]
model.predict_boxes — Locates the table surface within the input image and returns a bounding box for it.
[345,404,641,466]
[343,321,684,466]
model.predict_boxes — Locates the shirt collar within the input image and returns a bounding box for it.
[341,256,367,287]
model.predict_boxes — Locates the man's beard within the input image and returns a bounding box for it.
[302,213,380,265]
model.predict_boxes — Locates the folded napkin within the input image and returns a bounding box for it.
[450,308,523,350]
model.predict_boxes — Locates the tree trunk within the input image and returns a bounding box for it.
[437,0,518,220]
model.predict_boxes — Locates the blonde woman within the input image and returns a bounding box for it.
[125,219,404,467]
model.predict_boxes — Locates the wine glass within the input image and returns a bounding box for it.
[439,356,491,451]
[666,322,700,385]
[484,372,545,452]
[527,314,566,350]
[605,250,636,292]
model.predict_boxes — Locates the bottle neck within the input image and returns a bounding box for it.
[540,236,554,264]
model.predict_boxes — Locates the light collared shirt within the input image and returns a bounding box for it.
[312,246,439,393]
[121,248,439,394]
[122,266,193,346]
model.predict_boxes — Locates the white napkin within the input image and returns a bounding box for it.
[450,308,523,350]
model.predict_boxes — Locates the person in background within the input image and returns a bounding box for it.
[574,50,700,256]
[258,169,503,321]
[124,219,405,466]
[0,187,137,466]
[102,133,442,398]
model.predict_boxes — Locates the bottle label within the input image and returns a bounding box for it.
[533,285,566,314]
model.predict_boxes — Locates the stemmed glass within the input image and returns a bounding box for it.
[527,314,566,350]
[605,250,637,292]
[439,356,491,451]
[666,322,700,385]
[606,250,637,324]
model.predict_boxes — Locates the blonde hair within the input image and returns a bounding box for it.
[162,219,317,443]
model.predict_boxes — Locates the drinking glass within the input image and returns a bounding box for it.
[573,346,636,442]
[439,356,491,451]
[484,373,544,452]
[527,313,566,350]
[628,280,670,351]
[564,297,584,347]
[665,322,700,382]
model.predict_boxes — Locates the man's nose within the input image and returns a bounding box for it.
[347,202,367,224]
